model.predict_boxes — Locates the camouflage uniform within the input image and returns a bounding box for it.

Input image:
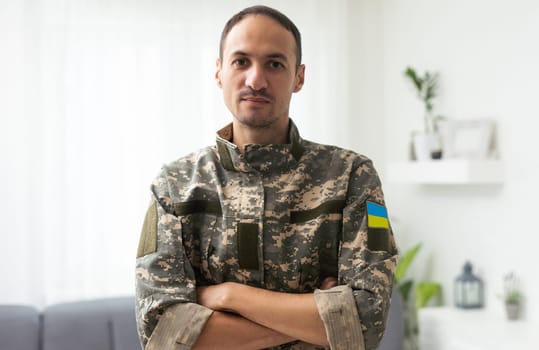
[135,120,398,350]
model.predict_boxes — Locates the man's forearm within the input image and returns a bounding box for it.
[192,310,294,350]
[198,282,330,347]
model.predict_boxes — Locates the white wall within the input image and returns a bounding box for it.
[0,0,356,306]
[376,0,539,321]
[4,0,538,322]
[347,0,386,164]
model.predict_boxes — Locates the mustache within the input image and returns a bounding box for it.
[239,88,273,101]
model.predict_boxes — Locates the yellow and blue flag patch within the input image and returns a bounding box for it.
[366,201,390,252]
[367,201,389,229]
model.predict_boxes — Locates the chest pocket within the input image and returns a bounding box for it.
[287,200,345,291]
[175,200,233,285]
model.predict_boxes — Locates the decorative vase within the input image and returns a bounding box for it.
[505,303,520,320]
[411,131,442,161]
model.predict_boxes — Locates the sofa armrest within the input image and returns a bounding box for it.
[0,304,40,350]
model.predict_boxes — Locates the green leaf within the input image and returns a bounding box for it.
[404,66,439,116]
[395,243,422,283]
[399,279,414,303]
[423,73,439,105]
[416,282,441,309]
[404,67,422,92]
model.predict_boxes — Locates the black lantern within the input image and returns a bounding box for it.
[454,261,484,309]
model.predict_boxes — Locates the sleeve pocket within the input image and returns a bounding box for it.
[366,227,390,252]
[137,201,158,258]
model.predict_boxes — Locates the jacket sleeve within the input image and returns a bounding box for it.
[313,158,398,350]
[135,170,213,350]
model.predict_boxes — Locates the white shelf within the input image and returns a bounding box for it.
[419,307,538,350]
[387,159,504,184]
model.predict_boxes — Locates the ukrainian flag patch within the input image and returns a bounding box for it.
[367,201,389,229]
[366,201,390,252]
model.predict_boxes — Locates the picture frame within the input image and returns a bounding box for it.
[439,119,498,159]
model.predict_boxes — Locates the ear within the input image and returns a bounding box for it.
[293,64,305,93]
[215,58,223,88]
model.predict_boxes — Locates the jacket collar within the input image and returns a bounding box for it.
[216,119,305,172]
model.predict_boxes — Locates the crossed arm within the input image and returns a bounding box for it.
[192,278,337,349]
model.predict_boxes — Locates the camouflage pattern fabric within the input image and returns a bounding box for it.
[135,120,398,350]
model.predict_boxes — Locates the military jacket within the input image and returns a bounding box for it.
[135,120,397,350]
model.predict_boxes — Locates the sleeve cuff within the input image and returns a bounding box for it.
[314,285,365,350]
[145,303,213,350]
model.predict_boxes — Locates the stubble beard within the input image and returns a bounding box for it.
[234,112,280,129]
[234,89,281,129]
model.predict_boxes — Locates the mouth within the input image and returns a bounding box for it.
[241,96,271,104]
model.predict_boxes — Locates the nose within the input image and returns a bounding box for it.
[244,64,268,91]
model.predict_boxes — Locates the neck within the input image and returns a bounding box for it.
[232,118,289,153]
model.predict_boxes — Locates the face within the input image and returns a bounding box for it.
[216,15,305,129]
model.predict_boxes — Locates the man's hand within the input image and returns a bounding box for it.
[319,277,338,290]
[198,277,338,312]
[197,282,233,312]
[194,283,298,349]
[196,281,332,347]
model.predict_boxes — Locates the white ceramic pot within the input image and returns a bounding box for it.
[505,303,520,320]
[412,132,442,161]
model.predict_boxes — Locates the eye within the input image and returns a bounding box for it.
[268,61,284,69]
[232,58,248,67]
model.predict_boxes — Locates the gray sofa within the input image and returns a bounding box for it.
[0,297,139,350]
[0,290,403,350]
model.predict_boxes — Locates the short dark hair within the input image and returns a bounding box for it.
[219,5,302,68]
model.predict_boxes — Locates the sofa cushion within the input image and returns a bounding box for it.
[42,296,140,350]
[0,304,40,350]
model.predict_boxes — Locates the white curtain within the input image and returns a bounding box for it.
[0,0,352,307]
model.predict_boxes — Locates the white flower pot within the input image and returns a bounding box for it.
[412,132,442,161]
[505,303,520,320]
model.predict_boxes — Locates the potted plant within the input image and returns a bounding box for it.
[503,272,522,320]
[396,243,442,350]
[403,66,443,160]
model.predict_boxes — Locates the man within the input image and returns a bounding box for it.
[135,5,397,350]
